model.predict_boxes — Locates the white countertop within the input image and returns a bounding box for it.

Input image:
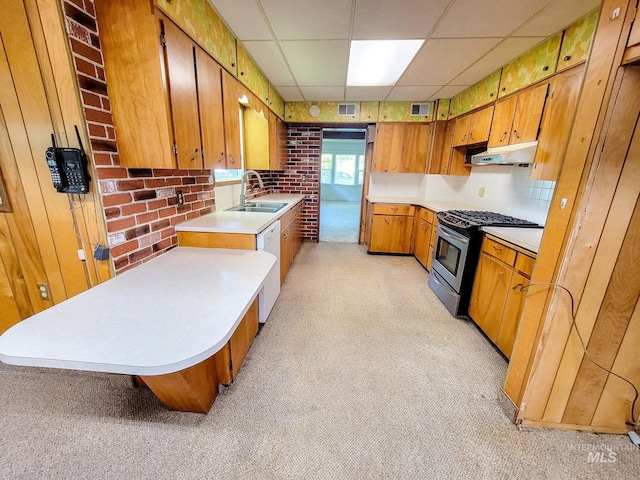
[176,194,305,234]
[367,195,543,253]
[482,227,543,253]
[0,247,276,376]
[366,195,479,213]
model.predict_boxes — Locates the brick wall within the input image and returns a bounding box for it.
[62,0,215,274]
[256,125,321,241]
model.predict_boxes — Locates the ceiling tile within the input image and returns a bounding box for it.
[398,38,502,86]
[242,41,296,86]
[345,86,393,101]
[208,0,272,40]
[260,0,353,39]
[299,86,346,101]
[432,0,550,38]
[352,0,450,39]
[451,37,545,85]
[431,85,469,99]
[274,86,305,102]
[280,40,349,86]
[513,0,601,37]
[386,85,442,101]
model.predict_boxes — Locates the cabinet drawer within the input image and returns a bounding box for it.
[482,237,516,266]
[515,252,535,277]
[417,207,434,224]
[372,204,415,216]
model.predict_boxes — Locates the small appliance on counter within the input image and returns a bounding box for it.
[429,210,541,317]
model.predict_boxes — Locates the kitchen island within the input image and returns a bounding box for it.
[0,247,276,413]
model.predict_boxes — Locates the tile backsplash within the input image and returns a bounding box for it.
[371,166,556,226]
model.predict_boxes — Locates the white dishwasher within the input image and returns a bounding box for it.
[256,220,281,323]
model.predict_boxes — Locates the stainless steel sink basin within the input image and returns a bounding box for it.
[226,202,286,213]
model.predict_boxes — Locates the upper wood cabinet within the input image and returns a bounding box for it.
[162,19,203,169]
[452,105,494,147]
[195,48,226,169]
[95,1,231,170]
[268,111,287,171]
[488,83,549,148]
[402,124,430,173]
[372,123,428,173]
[95,0,173,168]
[243,93,270,171]
[426,120,470,177]
[372,124,404,173]
[221,70,242,169]
[532,65,585,181]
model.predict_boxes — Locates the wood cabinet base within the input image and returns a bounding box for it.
[139,355,219,413]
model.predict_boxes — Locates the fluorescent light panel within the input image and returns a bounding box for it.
[347,40,424,86]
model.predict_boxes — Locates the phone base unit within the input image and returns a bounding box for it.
[45,129,91,194]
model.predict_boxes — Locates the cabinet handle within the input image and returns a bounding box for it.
[468,132,474,141]
[563,55,571,61]
[461,134,466,142]
[229,155,235,164]
[513,129,520,139]
[391,207,398,212]
[384,218,390,225]
[219,152,225,164]
[499,132,507,142]
[192,148,199,161]
[493,246,503,252]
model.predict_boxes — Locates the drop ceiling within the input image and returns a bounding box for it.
[207,0,601,102]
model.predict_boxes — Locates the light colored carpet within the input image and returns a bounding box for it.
[1,242,639,479]
[319,201,360,243]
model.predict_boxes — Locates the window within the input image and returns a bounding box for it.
[321,136,366,186]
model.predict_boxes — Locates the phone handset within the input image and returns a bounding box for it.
[45,127,91,194]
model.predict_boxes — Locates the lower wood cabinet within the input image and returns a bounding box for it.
[413,207,435,268]
[280,201,303,283]
[366,203,415,254]
[468,235,535,359]
[213,298,259,384]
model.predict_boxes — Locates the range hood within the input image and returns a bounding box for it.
[470,141,538,165]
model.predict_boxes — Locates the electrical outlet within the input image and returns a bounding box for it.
[478,187,485,197]
[37,282,51,301]
[302,175,308,182]
[176,191,184,205]
[560,198,567,209]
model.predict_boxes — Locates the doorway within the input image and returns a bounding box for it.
[319,128,366,242]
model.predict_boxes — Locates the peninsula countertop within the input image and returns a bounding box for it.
[0,247,276,376]
[176,194,305,234]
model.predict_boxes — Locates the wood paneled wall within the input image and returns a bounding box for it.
[0,0,111,333]
[505,0,640,433]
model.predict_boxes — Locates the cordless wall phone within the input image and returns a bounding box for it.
[45,126,91,194]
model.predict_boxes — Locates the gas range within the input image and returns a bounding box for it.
[436,210,540,234]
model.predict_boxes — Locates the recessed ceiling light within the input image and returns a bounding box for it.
[347,40,424,87]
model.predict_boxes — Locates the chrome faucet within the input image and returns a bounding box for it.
[240,170,264,206]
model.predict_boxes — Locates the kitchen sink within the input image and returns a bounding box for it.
[226,202,287,213]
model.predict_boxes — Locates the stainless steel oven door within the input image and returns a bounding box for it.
[431,224,469,292]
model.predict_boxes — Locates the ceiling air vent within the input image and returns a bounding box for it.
[410,103,431,116]
[337,103,357,117]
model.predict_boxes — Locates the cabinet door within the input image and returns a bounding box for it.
[221,70,242,168]
[468,253,512,341]
[488,95,517,147]
[427,219,438,271]
[510,82,549,144]
[496,272,529,359]
[531,66,583,181]
[452,114,471,147]
[280,226,291,284]
[372,124,404,172]
[162,19,202,169]
[243,95,269,170]
[413,218,431,268]
[402,124,430,173]
[277,116,288,169]
[370,215,413,253]
[195,47,226,169]
[468,106,494,144]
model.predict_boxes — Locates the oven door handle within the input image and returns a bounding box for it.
[438,226,469,245]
